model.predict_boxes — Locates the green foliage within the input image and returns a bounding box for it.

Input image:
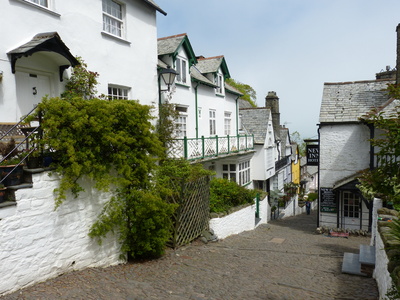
[290,131,306,157]
[358,103,400,205]
[209,178,258,213]
[155,102,179,160]
[282,182,299,202]
[307,192,318,202]
[31,96,163,207]
[225,78,257,107]
[89,189,177,260]
[62,57,99,99]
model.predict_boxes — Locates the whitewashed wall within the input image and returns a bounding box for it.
[209,196,269,240]
[0,172,122,296]
[0,0,159,122]
[374,228,393,299]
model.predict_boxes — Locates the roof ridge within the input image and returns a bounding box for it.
[197,55,224,61]
[158,33,187,41]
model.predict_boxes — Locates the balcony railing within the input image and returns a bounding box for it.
[275,156,290,171]
[168,134,254,161]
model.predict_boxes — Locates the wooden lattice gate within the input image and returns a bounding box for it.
[169,175,210,248]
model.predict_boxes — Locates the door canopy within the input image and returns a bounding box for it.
[8,32,79,81]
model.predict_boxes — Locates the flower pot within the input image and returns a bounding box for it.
[0,165,24,186]
[27,156,41,169]
[0,187,7,203]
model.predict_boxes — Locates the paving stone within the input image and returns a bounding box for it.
[0,212,379,299]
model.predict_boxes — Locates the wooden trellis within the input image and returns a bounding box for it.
[169,175,210,248]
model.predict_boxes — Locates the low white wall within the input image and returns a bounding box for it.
[209,197,269,240]
[374,231,393,300]
[277,197,317,219]
[0,172,122,296]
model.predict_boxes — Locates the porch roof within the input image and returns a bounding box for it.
[8,32,79,74]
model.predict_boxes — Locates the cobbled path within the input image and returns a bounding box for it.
[1,211,379,299]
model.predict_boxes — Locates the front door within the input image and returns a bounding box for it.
[15,70,52,119]
[341,191,361,229]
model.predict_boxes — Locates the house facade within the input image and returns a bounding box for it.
[157,33,255,186]
[0,0,165,123]
[318,77,394,230]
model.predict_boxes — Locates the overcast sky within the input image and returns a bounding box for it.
[156,0,400,139]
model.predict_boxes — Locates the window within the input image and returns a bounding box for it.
[222,164,236,182]
[175,106,188,137]
[27,0,48,7]
[209,110,216,135]
[224,112,231,135]
[239,161,250,186]
[176,57,187,84]
[343,191,360,218]
[108,86,129,99]
[102,0,124,38]
[215,73,224,94]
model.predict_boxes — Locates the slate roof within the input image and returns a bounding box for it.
[225,82,243,96]
[190,66,217,87]
[375,98,400,118]
[158,33,186,56]
[239,107,271,144]
[196,56,224,74]
[239,99,253,109]
[319,79,394,123]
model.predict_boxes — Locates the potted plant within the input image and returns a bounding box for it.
[0,139,24,186]
[0,183,7,203]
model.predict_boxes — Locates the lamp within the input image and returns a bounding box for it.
[159,66,179,92]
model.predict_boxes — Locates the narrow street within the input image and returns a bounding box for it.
[1,211,378,300]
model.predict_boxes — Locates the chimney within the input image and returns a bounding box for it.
[265,91,280,135]
[396,24,400,84]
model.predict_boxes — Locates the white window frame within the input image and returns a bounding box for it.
[108,85,130,100]
[27,0,48,7]
[175,57,188,84]
[209,109,216,136]
[102,0,125,38]
[224,112,231,135]
[175,106,188,137]
[343,191,360,218]
[238,160,251,186]
[15,0,59,15]
[222,164,236,183]
[215,72,224,94]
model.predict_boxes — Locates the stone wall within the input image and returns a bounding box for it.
[0,171,122,296]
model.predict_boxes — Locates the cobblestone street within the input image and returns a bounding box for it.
[1,211,379,300]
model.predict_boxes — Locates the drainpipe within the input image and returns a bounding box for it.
[194,82,199,139]
[317,125,321,228]
[235,96,240,136]
[368,123,375,232]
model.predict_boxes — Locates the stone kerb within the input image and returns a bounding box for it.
[0,171,122,296]
[209,197,268,240]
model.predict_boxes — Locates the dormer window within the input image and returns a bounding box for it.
[176,57,187,84]
[215,72,224,94]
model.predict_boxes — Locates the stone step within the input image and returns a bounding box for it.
[359,244,375,266]
[342,253,367,276]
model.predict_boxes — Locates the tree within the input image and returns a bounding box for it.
[225,78,257,107]
[290,131,306,157]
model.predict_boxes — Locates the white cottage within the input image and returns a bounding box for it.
[157,33,255,186]
[318,76,394,230]
[0,0,166,123]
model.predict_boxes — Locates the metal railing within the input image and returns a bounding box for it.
[0,106,40,185]
[168,134,254,160]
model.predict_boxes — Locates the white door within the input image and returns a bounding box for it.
[341,191,361,230]
[15,71,52,119]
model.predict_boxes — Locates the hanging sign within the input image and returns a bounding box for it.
[306,144,319,166]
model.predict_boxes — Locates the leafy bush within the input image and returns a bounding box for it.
[209,178,257,213]
[307,192,318,202]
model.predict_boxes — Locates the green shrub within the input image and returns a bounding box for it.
[209,178,257,213]
[307,192,318,202]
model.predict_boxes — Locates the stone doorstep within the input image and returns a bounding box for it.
[359,244,376,266]
[342,253,367,277]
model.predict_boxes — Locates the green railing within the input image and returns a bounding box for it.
[169,134,254,160]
